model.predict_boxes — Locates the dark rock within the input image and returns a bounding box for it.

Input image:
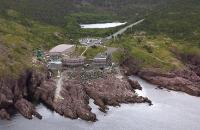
[52,79,97,121]
[0,109,10,120]
[84,74,151,110]
[128,79,142,90]
[121,56,141,76]
[121,54,200,97]
[0,66,151,121]
[0,69,46,120]
[138,68,200,97]
[14,98,42,119]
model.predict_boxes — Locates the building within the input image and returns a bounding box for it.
[47,61,62,70]
[49,44,75,55]
[48,44,75,70]
[49,44,75,61]
[93,53,112,68]
[62,56,85,67]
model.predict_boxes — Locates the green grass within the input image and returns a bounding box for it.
[64,13,127,39]
[72,46,86,57]
[106,34,190,72]
[80,28,118,38]
[70,12,118,24]
[0,12,69,78]
[109,0,200,72]
[134,0,200,46]
[84,46,106,59]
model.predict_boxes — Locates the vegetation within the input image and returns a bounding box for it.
[72,46,87,57]
[107,34,193,72]
[1,0,200,77]
[70,13,118,24]
[104,0,200,72]
[0,10,68,77]
[84,46,107,59]
[0,0,168,25]
[134,0,200,46]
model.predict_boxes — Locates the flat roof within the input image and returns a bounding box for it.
[49,44,74,53]
[49,61,62,64]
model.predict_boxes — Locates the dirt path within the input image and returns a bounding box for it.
[81,46,89,56]
[54,71,64,101]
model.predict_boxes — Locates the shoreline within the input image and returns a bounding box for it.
[121,54,200,97]
[0,51,199,121]
[0,67,151,121]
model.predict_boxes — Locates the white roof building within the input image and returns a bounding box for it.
[49,44,75,56]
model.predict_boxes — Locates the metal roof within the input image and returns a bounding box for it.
[49,44,74,53]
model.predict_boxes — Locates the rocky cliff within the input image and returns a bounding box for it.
[0,67,151,121]
[0,69,46,120]
[122,54,200,97]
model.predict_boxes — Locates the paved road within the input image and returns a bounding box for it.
[106,19,145,40]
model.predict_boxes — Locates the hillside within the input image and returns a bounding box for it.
[0,10,68,77]
[135,0,200,46]
[108,0,200,72]
[1,0,200,123]
[0,0,173,40]
[0,0,169,25]
[0,0,200,77]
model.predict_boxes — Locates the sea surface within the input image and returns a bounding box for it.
[1,76,200,130]
[80,22,127,29]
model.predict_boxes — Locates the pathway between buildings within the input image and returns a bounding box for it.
[54,71,64,101]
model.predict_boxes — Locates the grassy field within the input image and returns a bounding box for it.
[106,0,200,72]
[0,10,69,78]
[106,33,199,72]
[64,13,127,39]
[1,0,200,77]
[84,46,107,59]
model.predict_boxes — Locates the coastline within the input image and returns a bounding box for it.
[0,67,151,121]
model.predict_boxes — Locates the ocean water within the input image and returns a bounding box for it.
[1,76,200,130]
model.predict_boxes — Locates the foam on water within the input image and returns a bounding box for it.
[1,76,200,130]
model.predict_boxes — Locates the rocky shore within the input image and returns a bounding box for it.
[42,70,151,121]
[122,53,200,97]
[0,68,151,121]
[0,69,47,120]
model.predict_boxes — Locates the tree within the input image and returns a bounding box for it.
[64,15,81,40]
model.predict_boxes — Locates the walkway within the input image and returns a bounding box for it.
[54,71,64,101]
[81,46,89,56]
[106,19,145,40]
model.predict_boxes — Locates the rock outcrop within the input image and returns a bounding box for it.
[14,98,42,119]
[121,50,200,97]
[138,69,200,96]
[53,79,96,121]
[121,56,141,76]
[85,74,150,109]
[0,109,10,120]
[44,72,151,122]
[0,67,151,121]
[0,69,47,120]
